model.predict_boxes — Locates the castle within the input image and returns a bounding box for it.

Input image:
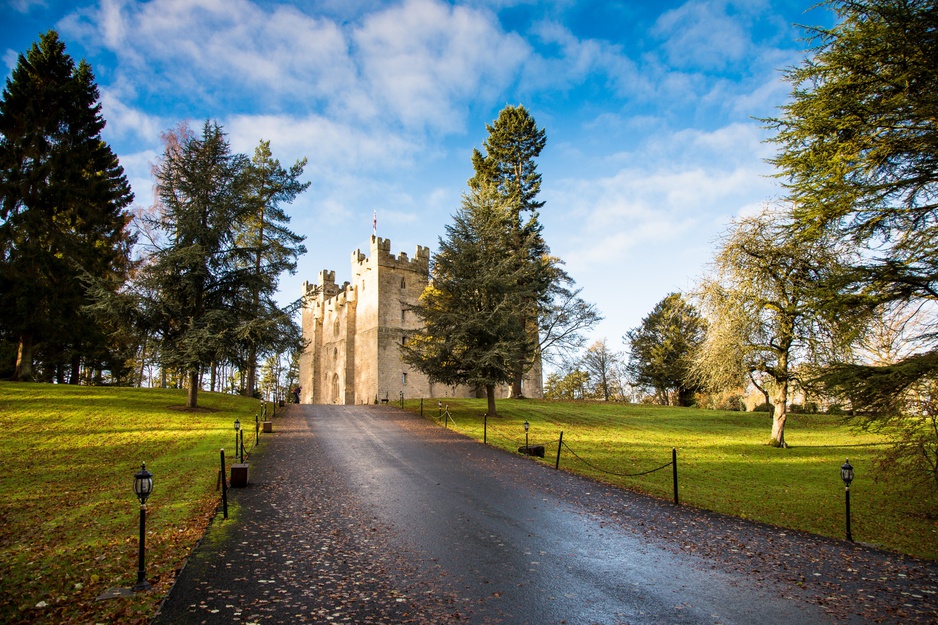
[298,235,543,404]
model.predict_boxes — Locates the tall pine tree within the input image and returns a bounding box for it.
[0,30,134,381]
[143,121,248,408]
[235,140,309,397]
[403,184,540,415]
[468,105,552,397]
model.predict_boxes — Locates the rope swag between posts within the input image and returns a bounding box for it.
[469,418,683,505]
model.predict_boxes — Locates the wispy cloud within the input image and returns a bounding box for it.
[547,121,777,272]
[353,0,530,133]
[654,0,754,71]
[224,113,420,175]
[8,0,48,12]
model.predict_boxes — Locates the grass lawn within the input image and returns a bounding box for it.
[0,383,263,625]
[405,398,938,561]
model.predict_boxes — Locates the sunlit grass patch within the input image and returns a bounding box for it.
[0,383,259,625]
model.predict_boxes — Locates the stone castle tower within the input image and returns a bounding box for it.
[298,235,542,404]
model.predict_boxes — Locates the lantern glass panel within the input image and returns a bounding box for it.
[840,460,854,486]
[134,464,153,503]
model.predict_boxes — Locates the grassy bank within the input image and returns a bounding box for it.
[405,398,938,560]
[0,383,262,625]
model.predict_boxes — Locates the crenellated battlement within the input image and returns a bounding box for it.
[351,236,430,273]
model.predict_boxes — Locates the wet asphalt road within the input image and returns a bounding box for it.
[303,404,828,625]
[157,403,938,624]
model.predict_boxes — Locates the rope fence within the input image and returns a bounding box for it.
[560,440,673,478]
[413,400,682,505]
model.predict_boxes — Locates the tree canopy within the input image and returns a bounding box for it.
[581,338,621,401]
[694,210,854,447]
[766,0,938,478]
[142,121,250,407]
[469,105,553,397]
[234,140,309,396]
[626,292,705,407]
[0,30,134,382]
[402,183,545,415]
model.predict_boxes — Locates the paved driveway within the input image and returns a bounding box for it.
[153,404,937,624]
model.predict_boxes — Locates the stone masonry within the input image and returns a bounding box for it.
[298,235,542,404]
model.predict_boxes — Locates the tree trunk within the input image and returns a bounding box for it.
[245,346,257,398]
[13,334,34,381]
[511,369,524,399]
[70,353,81,385]
[187,370,199,408]
[769,381,788,448]
[138,333,149,388]
[486,384,497,416]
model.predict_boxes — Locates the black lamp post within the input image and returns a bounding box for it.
[133,463,153,592]
[841,458,854,542]
[234,419,241,462]
[523,420,530,450]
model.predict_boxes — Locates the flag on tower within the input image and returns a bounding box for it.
[373,210,377,236]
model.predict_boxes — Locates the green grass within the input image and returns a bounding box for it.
[0,383,263,625]
[407,398,938,560]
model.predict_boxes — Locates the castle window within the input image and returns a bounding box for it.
[401,309,405,322]
[400,277,406,289]
[401,335,408,346]
[333,318,339,336]
[402,372,408,385]
[334,347,338,360]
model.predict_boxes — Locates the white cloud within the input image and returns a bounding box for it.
[653,0,753,71]
[62,0,359,113]
[2,49,18,72]
[546,121,778,275]
[224,113,420,175]
[353,0,530,133]
[99,88,165,144]
[114,148,160,209]
[9,0,47,12]
[522,20,645,97]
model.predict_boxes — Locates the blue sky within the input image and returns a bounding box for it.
[2,0,832,364]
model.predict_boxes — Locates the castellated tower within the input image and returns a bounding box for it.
[298,235,543,404]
